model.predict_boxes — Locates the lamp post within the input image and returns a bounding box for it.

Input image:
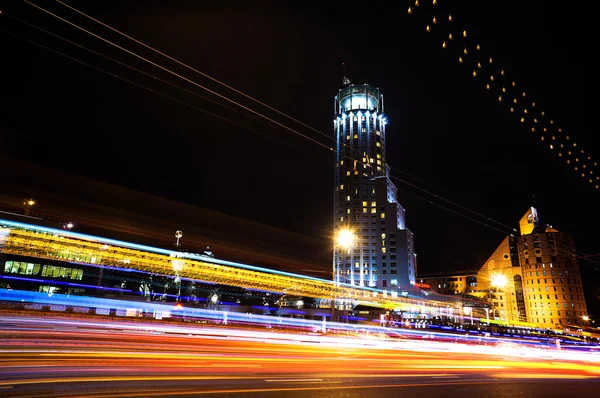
[23,198,35,215]
[332,228,356,320]
[489,273,508,323]
[463,306,473,325]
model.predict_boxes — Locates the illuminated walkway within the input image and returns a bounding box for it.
[0,218,460,312]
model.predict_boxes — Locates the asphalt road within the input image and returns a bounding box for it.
[1,314,599,397]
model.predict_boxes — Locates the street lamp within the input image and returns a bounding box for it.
[23,198,35,215]
[463,306,473,325]
[332,227,356,320]
[171,254,185,300]
[64,222,74,230]
[334,227,356,285]
[489,273,508,322]
[174,230,183,248]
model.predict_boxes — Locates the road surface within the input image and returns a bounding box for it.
[1,314,599,397]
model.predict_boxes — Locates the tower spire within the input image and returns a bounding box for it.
[342,62,350,85]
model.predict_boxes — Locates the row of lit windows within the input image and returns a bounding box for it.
[339,159,384,168]
[4,261,83,280]
[344,132,383,140]
[529,293,584,302]
[339,215,387,222]
[342,126,383,135]
[531,311,584,320]
[529,294,581,308]
[344,167,384,176]
[526,278,579,285]
[337,184,379,193]
[344,269,373,275]
[530,301,584,309]
[527,285,581,294]
[526,270,575,277]
[338,261,397,268]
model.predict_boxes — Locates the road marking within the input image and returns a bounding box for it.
[67,380,504,397]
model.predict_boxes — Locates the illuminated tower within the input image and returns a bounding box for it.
[333,78,416,292]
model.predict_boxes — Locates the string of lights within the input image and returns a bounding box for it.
[407,0,598,189]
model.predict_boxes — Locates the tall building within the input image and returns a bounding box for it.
[332,78,416,292]
[419,207,589,329]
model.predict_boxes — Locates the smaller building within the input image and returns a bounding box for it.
[416,272,481,297]
[419,207,589,330]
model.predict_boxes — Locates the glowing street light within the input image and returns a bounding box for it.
[335,228,356,250]
[490,273,508,288]
[489,273,508,322]
[23,198,35,215]
[64,222,74,230]
[332,227,357,317]
[463,306,473,325]
[334,227,356,285]
[582,315,590,322]
[174,230,183,248]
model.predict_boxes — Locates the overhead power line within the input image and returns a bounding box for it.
[6,2,598,271]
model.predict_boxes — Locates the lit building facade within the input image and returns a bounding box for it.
[474,207,587,328]
[416,272,482,297]
[332,78,416,292]
[416,207,589,329]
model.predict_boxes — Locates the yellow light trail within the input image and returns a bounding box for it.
[0,223,461,312]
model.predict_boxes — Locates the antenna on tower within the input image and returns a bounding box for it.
[342,62,351,85]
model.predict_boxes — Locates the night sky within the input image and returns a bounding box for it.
[1,1,598,295]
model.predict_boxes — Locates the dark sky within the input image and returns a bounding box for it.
[1,1,598,286]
